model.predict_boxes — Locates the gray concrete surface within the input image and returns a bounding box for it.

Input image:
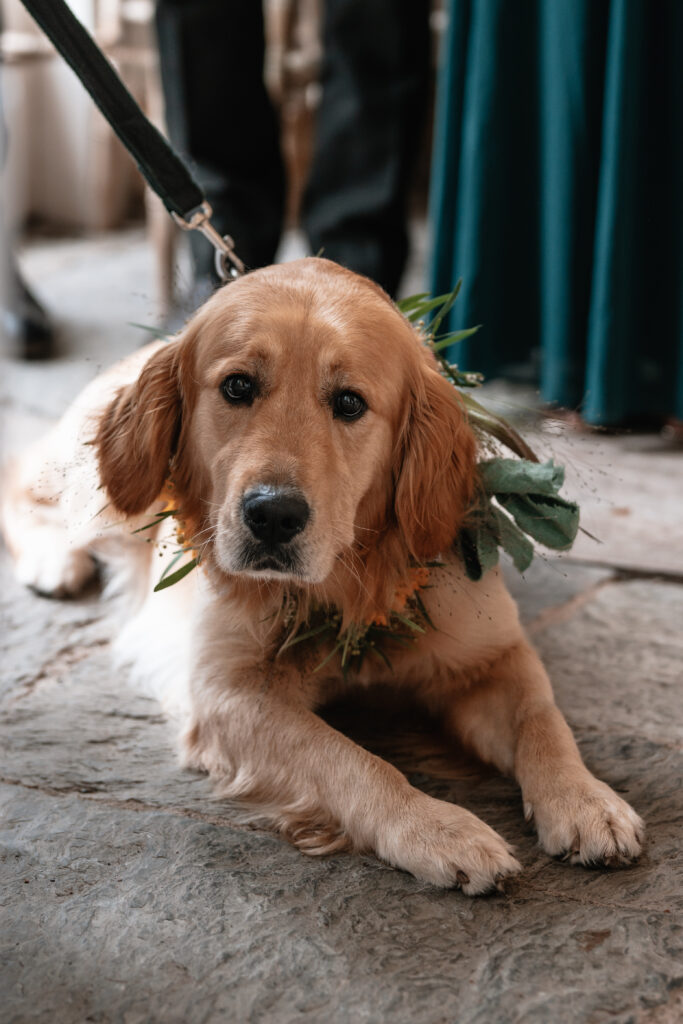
[1,232,682,1024]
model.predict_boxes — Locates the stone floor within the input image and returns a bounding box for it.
[1,231,682,1024]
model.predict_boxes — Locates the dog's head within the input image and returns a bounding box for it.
[97,259,477,609]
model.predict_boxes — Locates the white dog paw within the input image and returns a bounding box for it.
[526,777,644,867]
[380,793,522,895]
[15,540,96,597]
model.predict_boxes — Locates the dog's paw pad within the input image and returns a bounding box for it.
[529,779,644,868]
[381,794,521,895]
[453,847,522,896]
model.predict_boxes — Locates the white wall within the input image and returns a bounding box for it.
[2,0,136,231]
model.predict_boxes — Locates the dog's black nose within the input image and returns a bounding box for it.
[242,487,310,545]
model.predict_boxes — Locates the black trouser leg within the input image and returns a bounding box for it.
[301,0,431,296]
[155,0,285,284]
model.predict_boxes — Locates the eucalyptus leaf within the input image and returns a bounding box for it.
[132,509,180,534]
[391,613,426,634]
[281,621,336,649]
[429,278,462,335]
[370,645,394,671]
[402,293,456,321]
[431,325,481,350]
[396,292,430,313]
[455,514,501,581]
[491,506,535,573]
[496,493,579,550]
[157,549,186,583]
[479,459,565,497]
[314,643,343,674]
[153,556,199,592]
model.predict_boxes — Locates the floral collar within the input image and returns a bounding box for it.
[130,286,580,674]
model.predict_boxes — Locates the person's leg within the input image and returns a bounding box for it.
[0,55,54,359]
[301,0,431,296]
[155,0,285,288]
[0,260,55,360]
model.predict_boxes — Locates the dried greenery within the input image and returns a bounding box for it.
[398,284,579,580]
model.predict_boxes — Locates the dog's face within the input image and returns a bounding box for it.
[189,289,401,583]
[96,259,476,589]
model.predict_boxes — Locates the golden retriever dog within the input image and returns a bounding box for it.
[1,258,643,894]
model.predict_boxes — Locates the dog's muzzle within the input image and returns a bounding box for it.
[240,486,310,573]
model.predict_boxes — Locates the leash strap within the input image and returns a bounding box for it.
[18,0,245,280]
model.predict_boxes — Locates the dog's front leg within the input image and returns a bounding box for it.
[443,639,644,866]
[183,661,520,893]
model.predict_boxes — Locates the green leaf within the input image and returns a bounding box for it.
[496,493,580,550]
[153,556,199,592]
[429,278,462,336]
[396,292,430,313]
[402,293,456,322]
[313,643,343,674]
[339,630,352,667]
[431,325,481,351]
[369,644,394,672]
[479,459,565,497]
[391,612,426,634]
[413,591,435,630]
[456,511,501,581]
[132,509,179,534]
[490,506,535,573]
[281,621,336,649]
[157,549,186,583]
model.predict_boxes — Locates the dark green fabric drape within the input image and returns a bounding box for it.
[429,0,683,426]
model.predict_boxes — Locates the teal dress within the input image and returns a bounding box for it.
[429,0,683,426]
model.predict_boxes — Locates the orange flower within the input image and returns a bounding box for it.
[410,566,430,589]
[390,584,411,613]
[365,567,431,624]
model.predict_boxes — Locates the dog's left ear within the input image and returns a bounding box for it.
[394,360,477,561]
[96,342,182,514]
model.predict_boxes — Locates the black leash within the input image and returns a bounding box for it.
[18,0,245,280]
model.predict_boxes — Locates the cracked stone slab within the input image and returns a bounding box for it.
[1,781,681,1024]
[2,545,683,1020]
[502,555,612,626]
[533,578,683,747]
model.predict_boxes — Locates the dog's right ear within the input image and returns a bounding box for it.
[96,342,181,515]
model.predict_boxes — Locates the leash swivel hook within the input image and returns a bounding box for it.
[172,202,246,282]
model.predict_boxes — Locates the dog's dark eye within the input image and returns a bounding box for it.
[333,390,366,421]
[221,374,255,405]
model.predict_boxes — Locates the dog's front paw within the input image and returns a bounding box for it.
[15,534,96,597]
[379,793,521,895]
[526,776,644,867]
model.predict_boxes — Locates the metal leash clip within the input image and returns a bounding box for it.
[172,201,246,282]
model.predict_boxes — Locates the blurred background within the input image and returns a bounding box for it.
[2,0,682,436]
[0,0,439,329]
[0,0,682,471]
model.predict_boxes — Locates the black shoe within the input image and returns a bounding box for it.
[2,275,55,359]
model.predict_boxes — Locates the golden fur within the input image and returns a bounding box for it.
[1,258,643,894]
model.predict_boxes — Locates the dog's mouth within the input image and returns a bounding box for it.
[237,539,304,578]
